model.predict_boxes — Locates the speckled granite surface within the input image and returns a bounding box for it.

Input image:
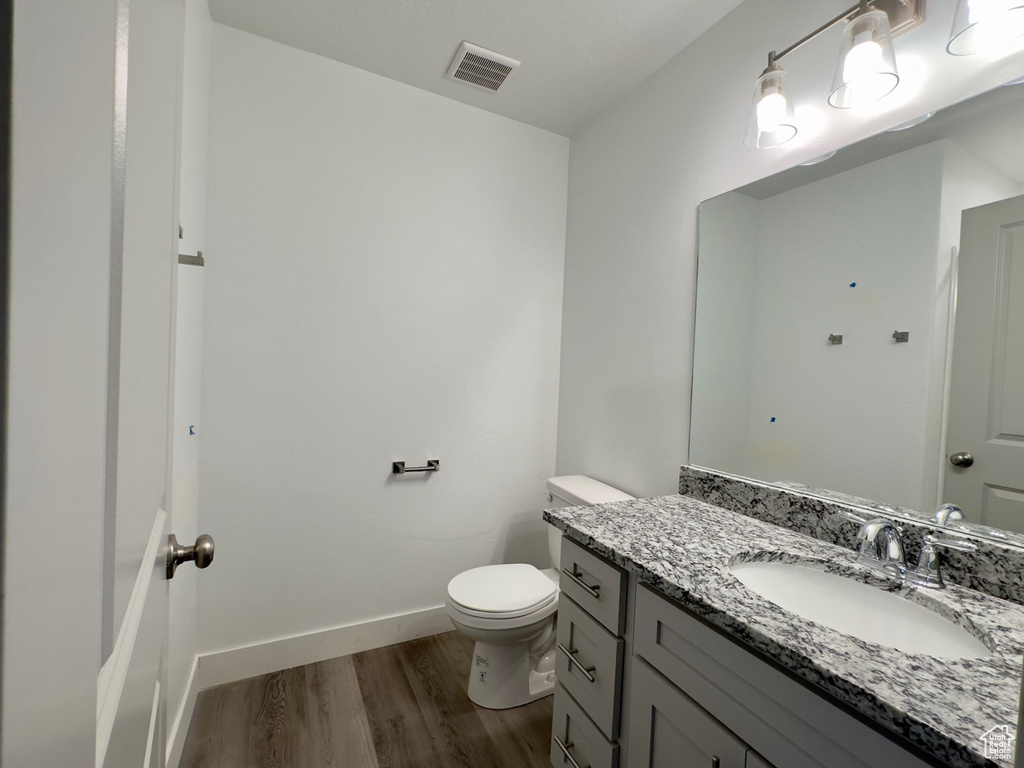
[679,465,1024,606]
[544,494,1024,768]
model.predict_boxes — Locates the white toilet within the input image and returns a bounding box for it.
[445,475,634,709]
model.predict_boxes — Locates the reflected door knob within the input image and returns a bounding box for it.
[167,533,215,579]
[949,451,974,468]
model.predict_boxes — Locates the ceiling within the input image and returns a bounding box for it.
[207,0,745,136]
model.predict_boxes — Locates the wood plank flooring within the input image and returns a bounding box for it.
[179,631,553,768]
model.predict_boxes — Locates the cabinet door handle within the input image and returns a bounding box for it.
[553,736,589,768]
[711,757,720,768]
[557,643,596,683]
[562,567,601,599]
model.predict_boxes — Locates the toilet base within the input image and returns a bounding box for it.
[466,640,556,710]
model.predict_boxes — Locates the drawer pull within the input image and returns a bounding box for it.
[553,736,589,768]
[562,567,601,599]
[557,643,596,683]
[711,757,720,768]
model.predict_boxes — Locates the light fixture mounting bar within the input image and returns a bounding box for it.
[772,0,922,64]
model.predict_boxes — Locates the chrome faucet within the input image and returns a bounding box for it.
[933,503,966,527]
[852,515,977,589]
[855,519,907,576]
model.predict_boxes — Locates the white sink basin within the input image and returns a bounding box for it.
[730,560,991,659]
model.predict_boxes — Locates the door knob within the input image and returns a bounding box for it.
[167,533,215,579]
[949,451,974,468]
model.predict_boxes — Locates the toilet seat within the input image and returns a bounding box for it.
[447,564,558,619]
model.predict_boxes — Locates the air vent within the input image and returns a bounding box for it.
[446,42,519,92]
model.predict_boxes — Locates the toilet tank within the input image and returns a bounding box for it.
[545,475,634,569]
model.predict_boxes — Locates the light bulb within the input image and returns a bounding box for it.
[970,0,1024,49]
[842,39,898,106]
[829,9,899,109]
[744,66,797,148]
[948,0,1024,55]
[756,92,788,132]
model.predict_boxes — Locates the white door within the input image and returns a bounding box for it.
[5,0,187,766]
[99,0,186,765]
[943,194,1024,533]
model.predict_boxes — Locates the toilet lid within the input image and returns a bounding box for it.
[447,564,558,616]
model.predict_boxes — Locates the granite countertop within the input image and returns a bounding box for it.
[544,494,1024,768]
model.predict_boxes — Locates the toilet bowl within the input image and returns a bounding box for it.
[445,476,634,710]
[446,564,560,709]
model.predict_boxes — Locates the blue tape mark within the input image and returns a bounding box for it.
[189,425,195,436]
[849,282,857,287]
[770,417,776,423]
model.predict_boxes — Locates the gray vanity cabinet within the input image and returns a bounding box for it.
[631,585,932,768]
[549,533,938,768]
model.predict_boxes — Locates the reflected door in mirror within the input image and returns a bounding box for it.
[944,194,1024,534]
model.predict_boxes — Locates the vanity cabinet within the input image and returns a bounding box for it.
[551,537,629,768]
[550,535,936,768]
[631,584,932,768]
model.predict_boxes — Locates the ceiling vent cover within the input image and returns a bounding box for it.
[446,42,520,92]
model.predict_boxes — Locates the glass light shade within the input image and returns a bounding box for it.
[947,0,1024,55]
[828,9,900,109]
[744,67,797,148]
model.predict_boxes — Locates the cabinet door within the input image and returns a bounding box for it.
[629,659,747,768]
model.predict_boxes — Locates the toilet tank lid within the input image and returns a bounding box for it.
[546,475,634,506]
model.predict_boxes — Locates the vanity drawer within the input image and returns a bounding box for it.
[556,594,624,740]
[551,683,619,768]
[560,536,627,635]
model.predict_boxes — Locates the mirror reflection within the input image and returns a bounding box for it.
[692,83,1024,539]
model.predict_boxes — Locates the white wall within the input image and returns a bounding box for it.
[556,0,1023,497]
[198,25,569,656]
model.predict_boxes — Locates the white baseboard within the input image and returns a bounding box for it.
[197,605,452,690]
[165,655,200,768]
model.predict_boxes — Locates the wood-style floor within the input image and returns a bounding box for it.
[179,631,553,768]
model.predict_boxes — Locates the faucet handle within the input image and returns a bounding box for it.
[908,534,977,589]
[838,509,870,525]
[922,533,977,552]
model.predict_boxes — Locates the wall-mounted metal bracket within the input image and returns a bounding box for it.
[828,334,843,345]
[892,331,910,342]
[178,250,204,267]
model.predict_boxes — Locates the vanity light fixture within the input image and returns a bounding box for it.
[829,5,900,109]
[744,53,798,148]
[947,0,1024,56]
[745,0,922,148]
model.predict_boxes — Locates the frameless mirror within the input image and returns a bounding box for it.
[692,82,1024,543]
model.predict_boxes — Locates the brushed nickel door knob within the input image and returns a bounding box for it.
[949,451,974,468]
[168,533,215,579]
